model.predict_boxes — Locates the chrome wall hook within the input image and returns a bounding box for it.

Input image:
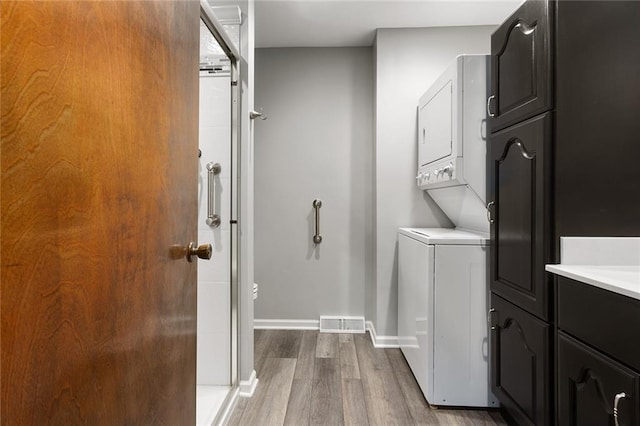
[249,108,267,120]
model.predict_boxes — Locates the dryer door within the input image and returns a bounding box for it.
[419,79,453,168]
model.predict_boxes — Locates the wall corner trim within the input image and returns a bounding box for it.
[366,321,399,348]
[239,369,258,397]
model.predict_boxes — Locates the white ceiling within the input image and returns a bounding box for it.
[254,0,523,48]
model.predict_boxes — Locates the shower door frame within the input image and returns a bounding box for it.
[200,0,240,416]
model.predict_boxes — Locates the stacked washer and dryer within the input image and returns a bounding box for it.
[398,54,498,408]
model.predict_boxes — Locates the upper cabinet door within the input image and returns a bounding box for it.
[488,0,552,133]
[489,113,552,321]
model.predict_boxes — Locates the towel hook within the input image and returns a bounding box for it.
[250,108,267,120]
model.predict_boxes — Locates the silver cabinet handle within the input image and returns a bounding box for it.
[614,392,628,426]
[515,21,536,36]
[206,162,221,228]
[487,95,496,118]
[487,201,495,224]
[313,199,322,244]
[487,308,496,330]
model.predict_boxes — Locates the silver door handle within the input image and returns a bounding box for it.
[313,199,322,244]
[206,162,221,228]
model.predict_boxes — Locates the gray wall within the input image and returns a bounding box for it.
[254,47,374,322]
[253,26,495,338]
[372,26,495,337]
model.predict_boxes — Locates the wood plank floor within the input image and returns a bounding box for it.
[228,330,506,426]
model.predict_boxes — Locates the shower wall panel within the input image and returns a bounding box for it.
[197,74,231,385]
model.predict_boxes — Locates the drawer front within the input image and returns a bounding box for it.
[490,293,551,425]
[558,332,639,426]
[557,277,640,371]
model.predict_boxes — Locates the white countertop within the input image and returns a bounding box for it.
[547,237,640,301]
[546,264,640,301]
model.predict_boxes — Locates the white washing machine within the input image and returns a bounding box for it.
[398,227,498,408]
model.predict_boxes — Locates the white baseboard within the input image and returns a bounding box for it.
[239,370,258,397]
[319,315,366,333]
[366,321,399,348]
[253,319,400,348]
[214,387,239,426]
[254,319,319,330]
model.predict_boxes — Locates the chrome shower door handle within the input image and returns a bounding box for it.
[313,199,322,244]
[206,162,222,228]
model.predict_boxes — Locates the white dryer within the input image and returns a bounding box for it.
[417,54,489,233]
[398,227,498,408]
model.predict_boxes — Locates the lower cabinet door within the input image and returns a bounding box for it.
[558,332,639,426]
[490,293,551,425]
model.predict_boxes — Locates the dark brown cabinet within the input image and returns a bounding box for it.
[488,0,552,133]
[557,333,638,426]
[489,1,640,424]
[488,1,554,424]
[554,0,640,239]
[489,113,551,321]
[556,277,640,426]
[490,294,551,426]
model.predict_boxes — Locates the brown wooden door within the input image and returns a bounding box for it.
[489,0,552,133]
[489,113,552,321]
[1,1,200,424]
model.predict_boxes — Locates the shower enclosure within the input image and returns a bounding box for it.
[197,2,240,424]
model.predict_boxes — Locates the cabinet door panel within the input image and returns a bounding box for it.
[554,1,640,238]
[489,113,551,320]
[558,332,639,426]
[489,0,551,132]
[490,294,551,426]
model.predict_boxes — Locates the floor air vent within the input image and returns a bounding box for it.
[319,316,365,333]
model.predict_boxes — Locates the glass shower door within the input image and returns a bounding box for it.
[196,5,240,424]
